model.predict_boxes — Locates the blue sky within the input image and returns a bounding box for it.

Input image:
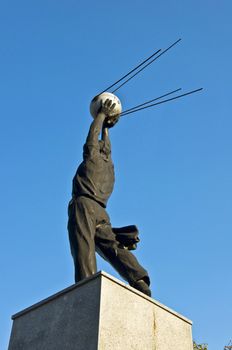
[0,1,231,349]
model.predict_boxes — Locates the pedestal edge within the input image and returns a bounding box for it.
[11,271,192,325]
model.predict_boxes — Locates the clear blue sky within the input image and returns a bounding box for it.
[0,1,231,349]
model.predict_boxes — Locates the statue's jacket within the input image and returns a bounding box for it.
[69,114,145,258]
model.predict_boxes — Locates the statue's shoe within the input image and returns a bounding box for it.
[131,279,152,297]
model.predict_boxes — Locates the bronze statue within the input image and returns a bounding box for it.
[68,98,151,296]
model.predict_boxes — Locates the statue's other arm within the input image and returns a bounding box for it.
[83,112,106,160]
[86,112,106,147]
[101,126,110,145]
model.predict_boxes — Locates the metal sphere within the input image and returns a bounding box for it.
[90,92,122,119]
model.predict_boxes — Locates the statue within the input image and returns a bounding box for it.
[67,95,151,296]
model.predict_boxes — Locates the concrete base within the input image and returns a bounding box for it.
[8,271,193,350]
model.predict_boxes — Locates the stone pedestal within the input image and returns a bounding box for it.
[8,271,193,350]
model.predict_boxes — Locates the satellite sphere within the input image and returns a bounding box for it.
[90,92,122,119]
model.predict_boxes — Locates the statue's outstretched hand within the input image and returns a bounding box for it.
[101,99,120,129]
[101,99,116,116]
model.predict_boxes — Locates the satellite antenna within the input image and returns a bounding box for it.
[121,88,203,117]
[91,38,203,119]
[99,38,181,95]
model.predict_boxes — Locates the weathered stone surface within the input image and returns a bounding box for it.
[98,274,192,350]
[8,271,193,350]
[8,277,101,350]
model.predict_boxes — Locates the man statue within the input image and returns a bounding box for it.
[67,99,151,296]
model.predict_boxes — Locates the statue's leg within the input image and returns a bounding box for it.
[95,208,150,288]
[68,196,97,282]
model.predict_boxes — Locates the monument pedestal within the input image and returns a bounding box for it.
[8,271,193,350]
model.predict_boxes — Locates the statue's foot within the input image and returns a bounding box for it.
[131,279,151,297]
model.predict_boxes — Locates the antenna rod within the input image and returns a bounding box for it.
[121,88,203,117]
[121,88,182,115]
[99,48,161,95]
[112,38,182,94]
